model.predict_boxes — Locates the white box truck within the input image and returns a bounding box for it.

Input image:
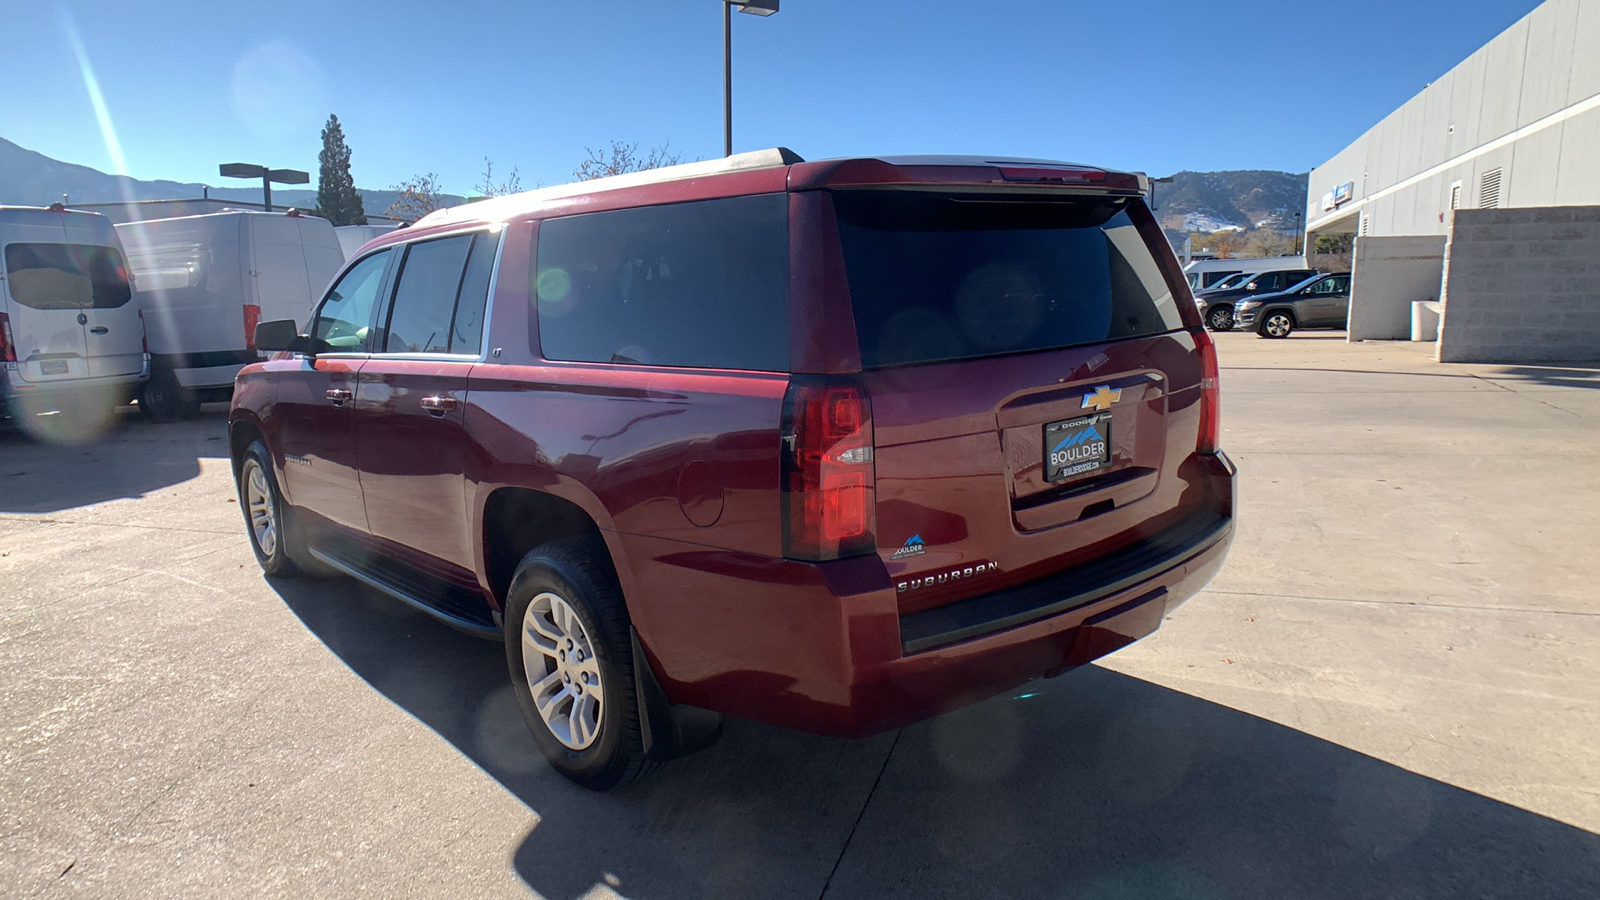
[1,205,149,442]
[116,210,344,421]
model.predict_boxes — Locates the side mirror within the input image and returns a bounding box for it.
[255,318,317,353]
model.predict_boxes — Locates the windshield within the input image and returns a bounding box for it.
[833,192,1185,368]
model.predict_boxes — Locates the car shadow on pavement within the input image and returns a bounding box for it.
[271,578,1600,900]
[0,406,230,513]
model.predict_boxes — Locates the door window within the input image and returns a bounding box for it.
[2,243,132,310]
[377,231,499,355]
[1312,275,1350,294]
[312,249,393,350]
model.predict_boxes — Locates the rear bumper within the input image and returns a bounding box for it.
[1,366,147,412]
[644,452,1237,738]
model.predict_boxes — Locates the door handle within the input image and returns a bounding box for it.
[90,326,109,335]
[420,395,458,416]
[326,388,353,405]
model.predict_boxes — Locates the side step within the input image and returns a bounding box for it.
[309,541,502,641]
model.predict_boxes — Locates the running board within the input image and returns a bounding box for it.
[309,542,502,641]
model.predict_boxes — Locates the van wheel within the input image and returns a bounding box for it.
[505,537,657,791]
[1205,306,1234,331]
[139,368,187,423]
[1259,311,1295,339]
[237,440,317,577]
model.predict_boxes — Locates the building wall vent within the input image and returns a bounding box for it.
[1360,212,1371,235]
[1479,168,1503,209]
[1450,181,1462,210]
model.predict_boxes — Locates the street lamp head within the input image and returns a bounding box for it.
[267,168,310,185]
[730,0,778,15]
[219,163,267,179]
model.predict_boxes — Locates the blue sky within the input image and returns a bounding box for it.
[1,0,1543,195]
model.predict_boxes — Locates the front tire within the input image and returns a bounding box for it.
[1258,311,1295,339]
[1206,305,1234,331]
[237,440,315,577]
[505,537,656,791]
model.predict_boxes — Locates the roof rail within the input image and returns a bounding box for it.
[414,147,804,228]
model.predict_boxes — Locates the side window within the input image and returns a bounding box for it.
[534,194,789,371]
[382,235,474,353]
[313,249,393,350]
[451,231,500,354]
[377,231,499,355]
[1329,275,1351,293]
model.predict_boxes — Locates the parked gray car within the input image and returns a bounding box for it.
[1233,273,1352,338]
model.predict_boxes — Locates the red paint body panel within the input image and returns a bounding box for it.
[231,153,1235,739]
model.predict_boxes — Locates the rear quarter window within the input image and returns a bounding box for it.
[533,194,789,371]
[833,192,1184,369]
[3,243,133,310]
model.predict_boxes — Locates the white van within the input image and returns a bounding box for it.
[1,205,148,439]
[333,224,398,259]
[116,210,344,420]
[1182,256,1309,292]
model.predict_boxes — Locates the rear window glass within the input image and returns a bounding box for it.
[3,243,133,310]
[833,192,1184,369]
[534,194,788,371]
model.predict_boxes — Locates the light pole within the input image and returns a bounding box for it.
[1149,175,1174,211]
[219,163,310,212]
[724,0,778,157]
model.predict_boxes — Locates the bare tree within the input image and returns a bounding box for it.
[474,157,523,198]
[386,172,444,222]
[574,140,683,182]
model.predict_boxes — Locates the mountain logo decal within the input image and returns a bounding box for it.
[890,534,926,560]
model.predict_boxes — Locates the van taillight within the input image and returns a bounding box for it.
[0,313,15,363]
[243,304,261,351]
[137,308,149,355]
[782,378,876,561]
[1194,327,1221,454]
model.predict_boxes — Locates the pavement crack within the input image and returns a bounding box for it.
[817,728,901,900]
[1205,588,1600,618]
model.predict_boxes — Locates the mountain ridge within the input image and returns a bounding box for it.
[0,136,465,217]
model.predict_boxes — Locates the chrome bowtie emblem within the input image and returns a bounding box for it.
[1080,385,1122,412]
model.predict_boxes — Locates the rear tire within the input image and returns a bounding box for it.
[1258,311,1295,339]
[504,537,657,791]
[1205,305,1234,331]
[139,367,188,424]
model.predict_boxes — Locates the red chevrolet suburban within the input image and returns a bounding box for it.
[230,150,1235,789]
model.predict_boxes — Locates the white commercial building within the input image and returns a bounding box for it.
[1302,0,1600,361]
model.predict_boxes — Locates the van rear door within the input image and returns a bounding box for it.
[827,189,1211,616]
[2,227,135,385]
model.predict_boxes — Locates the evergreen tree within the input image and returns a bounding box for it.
[314,114,367,226]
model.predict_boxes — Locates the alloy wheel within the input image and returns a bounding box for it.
[521,592,604,750]
[1265,314,1293,338]
[243,460,278,558]
[1208,307,1233,331]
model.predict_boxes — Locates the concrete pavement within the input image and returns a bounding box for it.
[2,333,1598,898]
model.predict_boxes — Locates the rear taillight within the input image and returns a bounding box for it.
[243,304,261,352]
[0,312,15,363]
[137,308,149,355]
[782,377,876,561]
[1194,327,1221,454]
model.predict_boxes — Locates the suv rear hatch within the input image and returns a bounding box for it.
[826,187,1212,618]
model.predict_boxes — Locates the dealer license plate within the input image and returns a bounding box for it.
[1045,413,1111,483]
[40,360,70,376]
